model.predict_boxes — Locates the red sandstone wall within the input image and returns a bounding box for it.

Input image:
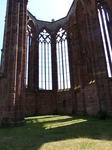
[109,81,112,98]
[36,92,55,115]
[75,90,85,115]
[57,91,73,114]
[25,91,35,117]
[107,80,112,115]
[25,83,99,116]
[75,83,99,115]
[24,0,112,118]
[0,78,7,123]
[84,83,99,115]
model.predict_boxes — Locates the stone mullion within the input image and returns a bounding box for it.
[32,36,38,89]
[61,40,65,89]
[30,37,33,89]
[29,33,34,89]
[51,34,57,113]
[33,35,38,90]
[52,34,57,92]
[28,34,31,89]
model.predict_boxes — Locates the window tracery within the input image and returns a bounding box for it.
[56,28,71,90]
[39,29,52,90]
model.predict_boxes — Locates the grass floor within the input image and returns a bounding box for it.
[0,115,112,150]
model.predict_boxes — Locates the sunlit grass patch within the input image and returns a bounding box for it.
[43,118,87,129]
[39,139,112,150]
[0,115,112,150]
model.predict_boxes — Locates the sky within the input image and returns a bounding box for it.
[27,0,73,21]
[0,0,7,64]
[0,0,73,64]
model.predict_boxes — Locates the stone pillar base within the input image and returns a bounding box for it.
[0,118,25,127]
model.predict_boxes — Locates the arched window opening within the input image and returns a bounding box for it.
[97,3,112,77]
[56,28,71,90]
[39,29,52,90]
[26,25,32,88]
[0,0,7,66]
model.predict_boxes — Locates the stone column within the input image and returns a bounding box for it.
[0,0,27,126]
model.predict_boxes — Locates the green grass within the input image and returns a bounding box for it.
[0,115,112,150]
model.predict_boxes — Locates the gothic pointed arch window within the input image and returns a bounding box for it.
[56,28,71,90]
[97,2,112,77]
[0,0,7,66]
[26,24,32,88]
[39,29,52,90]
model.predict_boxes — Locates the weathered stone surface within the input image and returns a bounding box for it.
[0,0,112,127]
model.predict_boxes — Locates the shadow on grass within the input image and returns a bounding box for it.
[0,115,112,149]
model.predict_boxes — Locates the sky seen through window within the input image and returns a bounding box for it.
[0,0,73,65]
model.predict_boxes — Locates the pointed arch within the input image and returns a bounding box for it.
[38,29,52,90]
[56,28,71,90]
[26,20,37,88]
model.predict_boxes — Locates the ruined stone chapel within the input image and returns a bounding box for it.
[0,0,112,126]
